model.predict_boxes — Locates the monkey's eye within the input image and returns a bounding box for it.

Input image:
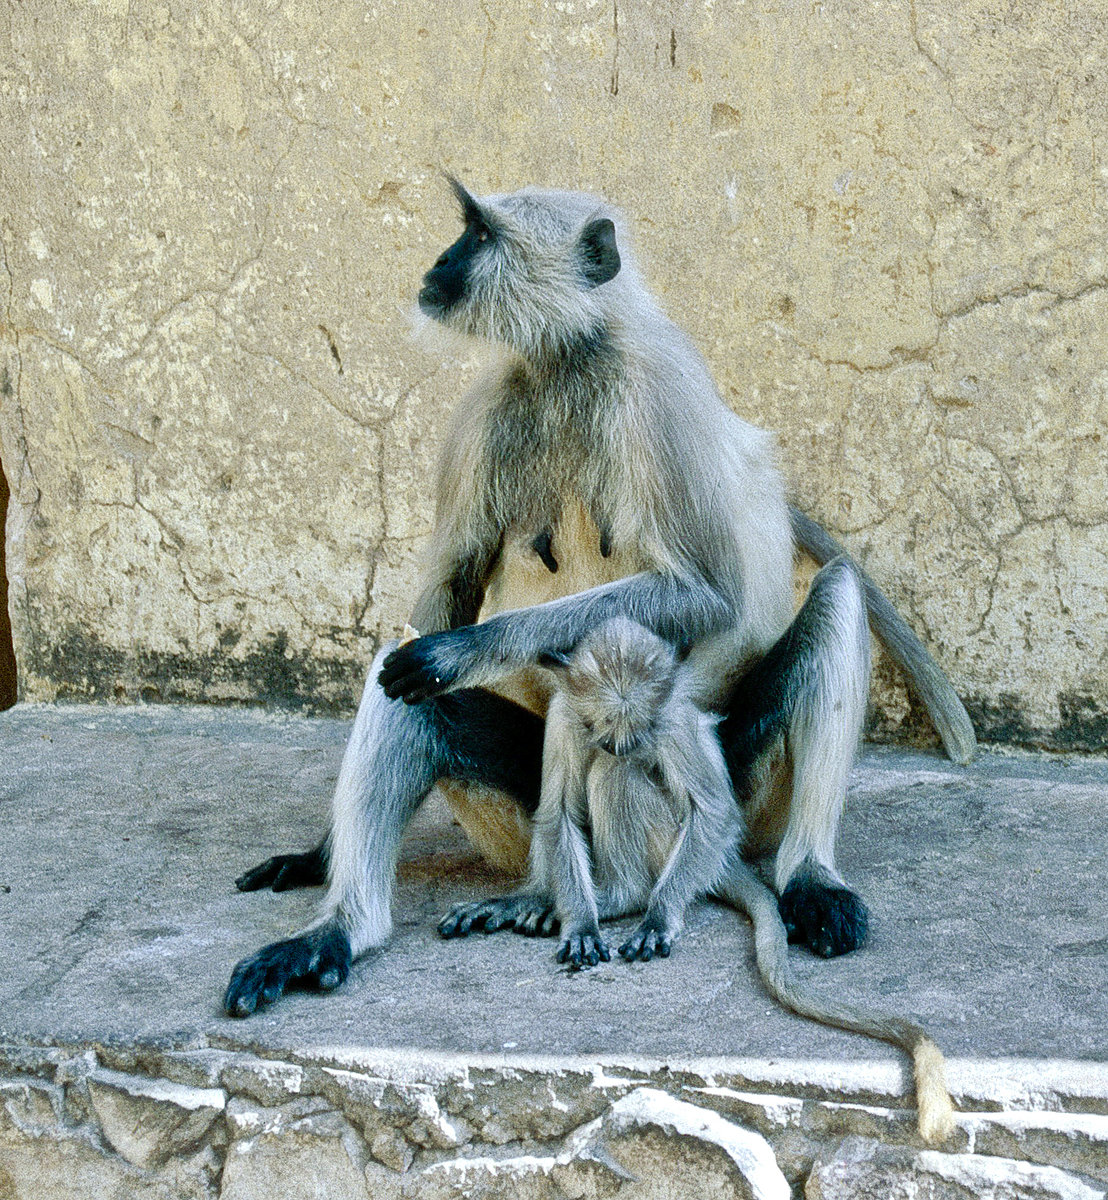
[477,229,489,243]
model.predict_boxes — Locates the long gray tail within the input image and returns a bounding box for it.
[789,506,976,765]
[721,860,955,1145]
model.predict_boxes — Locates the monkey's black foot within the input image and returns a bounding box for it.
[379,626,490,703]
[438,894,558,939]
[556,928,610,970]
[235,844,327,892]
[618,921,674,963]
[223,922,351,1017]
[779,874,869,958]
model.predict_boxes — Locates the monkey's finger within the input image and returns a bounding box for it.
[455,910,487,936]
[260,975,285,1006]
[235,856,286,891]
[271,863,304,892]
[539,911,559,937]
[438,905,476,937]
[481,910,515,933]
[237,850,326,893]
[519,912,546,936]
[224,960,268,1017]
[310,938,351,992]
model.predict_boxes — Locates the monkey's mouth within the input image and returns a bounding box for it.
[417,282,449,317]
[598,735,641,758]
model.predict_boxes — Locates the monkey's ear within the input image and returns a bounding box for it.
[578,218,621,287]
[538,649,572,671]
[445,173,486,227]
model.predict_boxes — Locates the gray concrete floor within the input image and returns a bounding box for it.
[1,703,1105,1065]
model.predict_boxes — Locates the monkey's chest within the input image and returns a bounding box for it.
[477,495,648,714]
[586,757,682,904]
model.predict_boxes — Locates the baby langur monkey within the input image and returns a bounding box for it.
[534,611,953,1145]
[535,616,742,969]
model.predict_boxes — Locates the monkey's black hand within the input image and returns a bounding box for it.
[438,894,558,938]
[223,923,351,1017]
[618,921,674,963]
[235,844,327,893]
[379,626,493,703]
[556,928,610,970]
[779,876,869,958]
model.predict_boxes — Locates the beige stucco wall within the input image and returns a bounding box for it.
[1,0,1105,748]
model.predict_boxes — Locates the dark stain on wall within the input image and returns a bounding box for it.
[18,625,1108,753]
[37,626,369,716]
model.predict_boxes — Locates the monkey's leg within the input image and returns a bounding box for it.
[540,709,607,968]
[553,807,610,970]
[439,698,584,943]
[225,646,544,1016]
[719,558,871,959]
[619,766,741,963]
[789,506,976,764]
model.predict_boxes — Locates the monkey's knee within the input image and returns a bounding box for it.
[779,869,869,958]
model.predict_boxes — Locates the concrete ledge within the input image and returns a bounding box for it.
[2,703,1106,1196]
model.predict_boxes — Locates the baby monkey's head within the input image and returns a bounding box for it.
[543,617,677,758]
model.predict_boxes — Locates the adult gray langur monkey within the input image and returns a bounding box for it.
[448,608,953,1144]
[224,179,975,1018]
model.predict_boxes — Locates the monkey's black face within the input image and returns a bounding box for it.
[419,177,499,318]
[418,220,491,317]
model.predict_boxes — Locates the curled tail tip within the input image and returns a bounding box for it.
[918,1092,956,1145]
[914,1037,956,1145]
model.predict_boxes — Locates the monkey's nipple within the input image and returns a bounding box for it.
[531,529,559,573]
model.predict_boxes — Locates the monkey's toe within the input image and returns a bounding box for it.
[618,925,674,963]
[223,923,351,1017]
[438,895,555,939]
[779,875,869,957]
[235,847,327,892]
[557,930,610,970]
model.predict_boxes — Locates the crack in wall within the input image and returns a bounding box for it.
[907,0,980,133]
[0,228,42,675]
[476,2,497,104]
[610,0,620,97]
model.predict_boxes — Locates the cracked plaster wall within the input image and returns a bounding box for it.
[1,0,1106,748]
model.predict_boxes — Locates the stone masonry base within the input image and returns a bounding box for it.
[2,1041,1106,1199]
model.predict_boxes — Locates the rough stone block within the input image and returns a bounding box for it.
[568,1086,791,1200]
[222,1107,371,1200]
[86,1067,226,1169]
[314,1065,471,1148]
[964,1110,1108,1184]
[408,1155,562,1200]
[220,1132,369,1200]
[219,1056,304,1107]
[805,1136,1106,1200]
[0,1115,214,1200]
[1,1076,64,1132]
